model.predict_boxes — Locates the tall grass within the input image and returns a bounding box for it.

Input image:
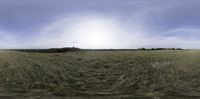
[0,50,200,98]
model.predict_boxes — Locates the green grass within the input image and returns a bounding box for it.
[0,50,200,98]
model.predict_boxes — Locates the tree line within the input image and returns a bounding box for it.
[138,48,183,50]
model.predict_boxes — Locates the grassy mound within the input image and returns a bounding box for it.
[0,50,200,98]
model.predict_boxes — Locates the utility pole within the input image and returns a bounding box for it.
[67,41,78,48]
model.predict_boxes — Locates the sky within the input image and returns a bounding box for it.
[0,0,200,49]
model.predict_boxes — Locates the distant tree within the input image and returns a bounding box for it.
[138,48,146,50]
[176,48,183,50]
[167,48,175,50]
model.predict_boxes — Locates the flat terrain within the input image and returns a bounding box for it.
[0,50,200,99]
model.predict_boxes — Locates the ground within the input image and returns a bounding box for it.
[0,50,200,99]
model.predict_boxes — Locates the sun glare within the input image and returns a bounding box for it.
[71,16,118,48]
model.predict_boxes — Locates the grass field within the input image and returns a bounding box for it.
[0,50,200,99]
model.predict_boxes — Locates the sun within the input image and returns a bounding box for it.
[71,16,118,48]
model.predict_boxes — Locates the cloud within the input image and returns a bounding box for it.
[25,12,200,49]
[31,13,126,48]
[0,0,200,49]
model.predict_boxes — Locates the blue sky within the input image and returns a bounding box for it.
[0,0,200,48]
